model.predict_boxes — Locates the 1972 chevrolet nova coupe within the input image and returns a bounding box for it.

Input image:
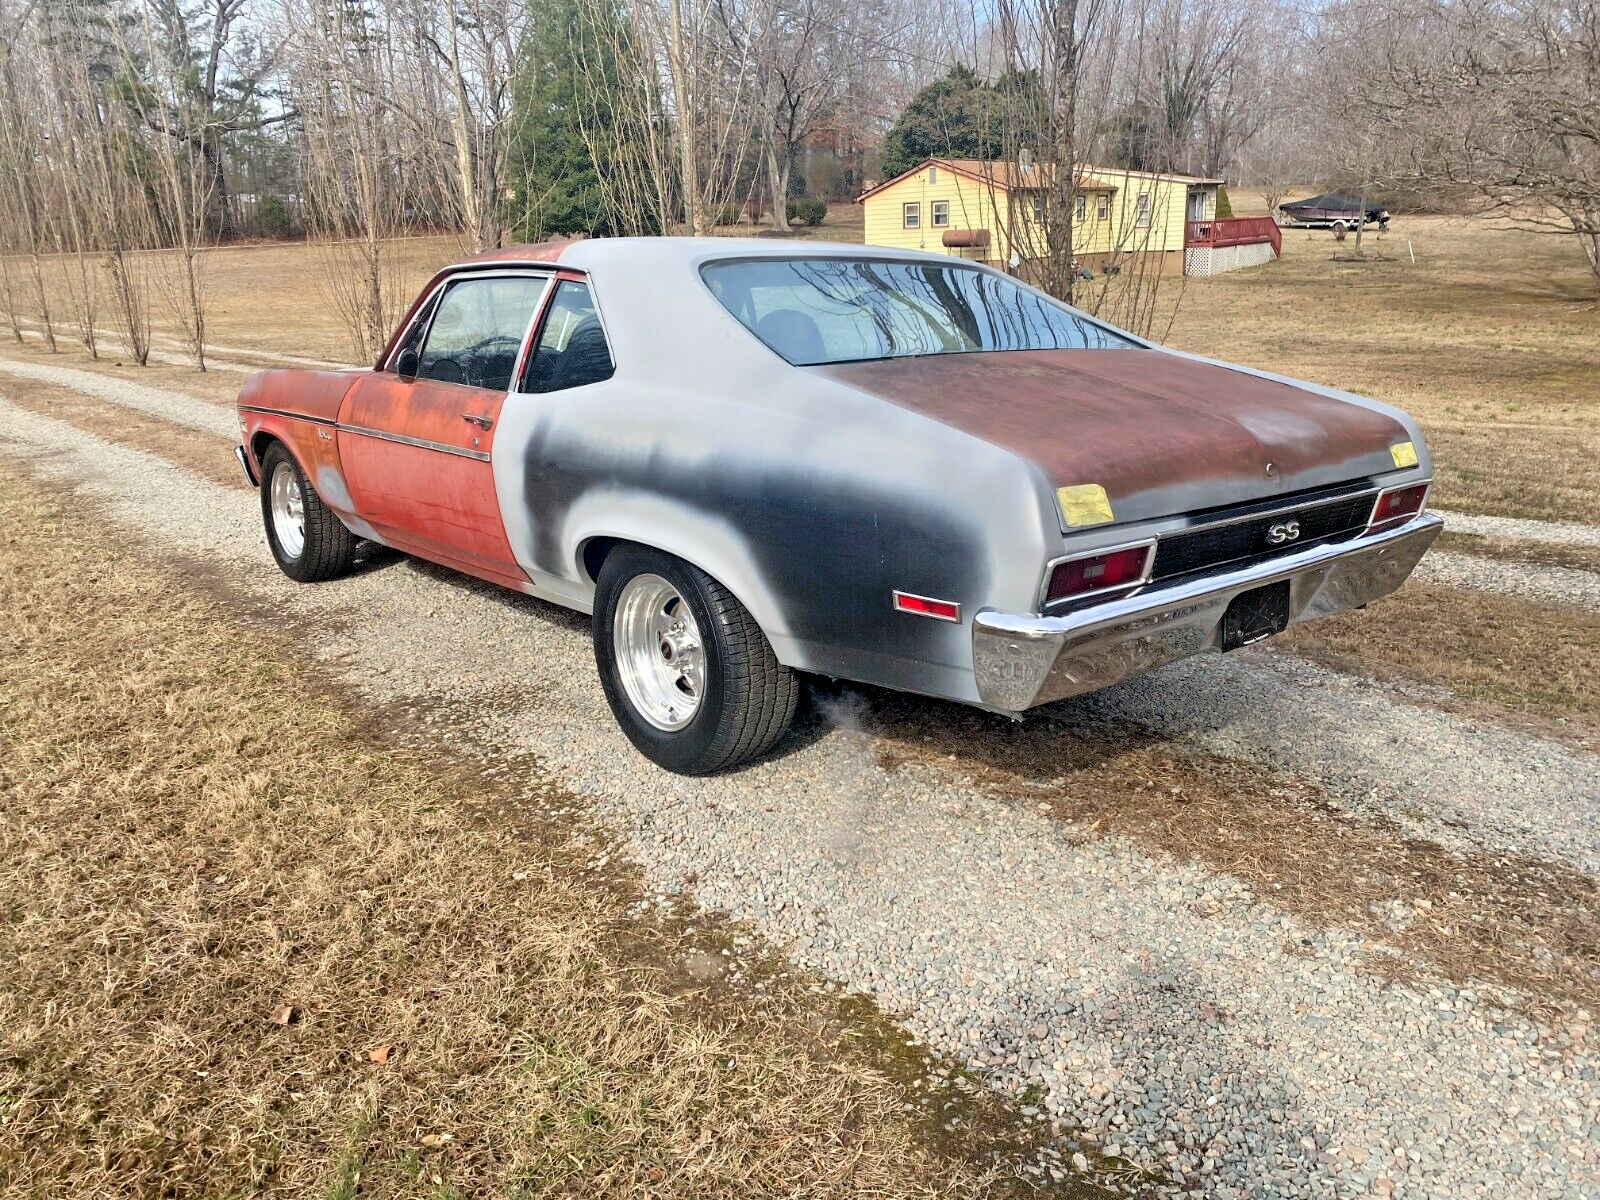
[236,238,1441,773]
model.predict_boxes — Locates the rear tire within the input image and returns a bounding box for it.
[259,442,358,583]
[594,546,798,774]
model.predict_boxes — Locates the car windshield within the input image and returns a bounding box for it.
[702,257,1138,366]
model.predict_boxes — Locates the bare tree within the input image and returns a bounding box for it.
[615,0,760,234]
[287,0,420,360]
[0,0,59,351]
[1317,0,1600,292]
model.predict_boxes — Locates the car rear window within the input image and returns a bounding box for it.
[702,257,1137,366]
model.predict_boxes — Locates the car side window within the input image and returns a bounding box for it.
[395,289,442,362]
[521,281,614,393]
[416,275,546,391]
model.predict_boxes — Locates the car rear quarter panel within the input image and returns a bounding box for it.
[493,366,1057,706]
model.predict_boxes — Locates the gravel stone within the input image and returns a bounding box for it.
[1414,548,1600,613]
[1433,509,1600,549]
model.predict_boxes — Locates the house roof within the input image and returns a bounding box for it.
[857,157,1224,201]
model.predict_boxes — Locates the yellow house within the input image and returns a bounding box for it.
[859,158,1253,276]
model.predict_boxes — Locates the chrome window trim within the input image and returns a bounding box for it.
[513,276,617,395]
[384,268,555,380]
[1038,537,1158,613]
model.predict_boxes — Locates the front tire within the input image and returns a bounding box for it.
[594,546,798,774]
[259,442,358,582]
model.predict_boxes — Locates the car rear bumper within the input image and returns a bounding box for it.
[971,513,1443,711]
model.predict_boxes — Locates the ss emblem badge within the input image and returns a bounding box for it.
[1266,519,1301,545]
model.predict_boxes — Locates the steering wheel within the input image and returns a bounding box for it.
[462,334,525,388]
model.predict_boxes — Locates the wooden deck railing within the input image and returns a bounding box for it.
[1185,216,1282,256]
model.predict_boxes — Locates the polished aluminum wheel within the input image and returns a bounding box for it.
[269,460,306,560]
[613,573,704,730]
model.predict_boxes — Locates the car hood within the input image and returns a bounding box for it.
[813,348,1412,525]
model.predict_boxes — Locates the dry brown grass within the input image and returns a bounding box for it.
[11,201,1598,523]
[0,374,245,489]
[0,470,1073,1199]
[1436,530,1600,575]
[850,691,1599,1024]
[1160,208,1600,524]
[1277,579,1600,750]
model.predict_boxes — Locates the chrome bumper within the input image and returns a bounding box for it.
[234,444,259,487]
[972,513,1443,711]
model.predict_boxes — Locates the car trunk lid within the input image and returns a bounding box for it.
[814,348,1410,526]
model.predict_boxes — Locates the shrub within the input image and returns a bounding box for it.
[712,203,743,227]
[253,195,296,239]
[1214,186,1234,219]
[786,197,827,227]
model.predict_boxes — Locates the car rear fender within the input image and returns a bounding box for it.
[563,494,795,660]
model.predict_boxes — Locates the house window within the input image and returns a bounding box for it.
[1030,194,1043,223]
[1135,192,1152,228]
[931,200,950,227]
[1096,194,1109,220]
[903,202,920,229]
[928,166,938,183]
[1074,194,1086,221]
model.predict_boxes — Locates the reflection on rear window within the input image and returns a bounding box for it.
[702,257,1137,366]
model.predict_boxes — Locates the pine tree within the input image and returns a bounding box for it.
[878,66,1003,179]
[503,0,646,240]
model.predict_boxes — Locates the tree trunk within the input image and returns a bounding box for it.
[445,18,485,250]
[1050,0,1079,305]
[667,0,705,235]
[767,140,791,232]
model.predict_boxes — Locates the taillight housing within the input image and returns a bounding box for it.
[1044,542,1153,606]
[1367,483,1429,534]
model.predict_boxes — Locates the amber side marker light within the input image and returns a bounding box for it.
[1367,483,1429,535]
[892,591,961,622]
[1045,545,1152,605]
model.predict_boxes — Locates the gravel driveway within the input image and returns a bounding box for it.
[2,376,1596,1200]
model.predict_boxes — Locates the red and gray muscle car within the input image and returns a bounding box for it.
[235,239,1441,774]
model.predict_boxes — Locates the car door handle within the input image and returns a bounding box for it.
[461,414,493,430]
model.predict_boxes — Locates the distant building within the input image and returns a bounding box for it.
[858,157,1280,278]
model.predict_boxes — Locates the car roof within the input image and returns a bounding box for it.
[452,236,968,274]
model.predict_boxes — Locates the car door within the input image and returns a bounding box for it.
[338,270,551,579]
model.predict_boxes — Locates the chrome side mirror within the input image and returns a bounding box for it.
[395,347,420,379]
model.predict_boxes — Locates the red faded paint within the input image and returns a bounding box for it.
[816,349,1409,521]
[337,372,521,576]
[237,368,361,508]
[236,251,573,591]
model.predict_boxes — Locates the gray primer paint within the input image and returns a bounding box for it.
[486,238,1433,704]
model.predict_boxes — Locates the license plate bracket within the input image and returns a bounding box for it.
[1221,581,1290,651]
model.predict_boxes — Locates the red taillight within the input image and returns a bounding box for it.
[892,591,961,622]
[1367,483,1428,533]
[1046,545,1150,604]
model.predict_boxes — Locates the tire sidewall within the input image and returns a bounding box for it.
[259,444,316,582]
[593,547,733,774]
